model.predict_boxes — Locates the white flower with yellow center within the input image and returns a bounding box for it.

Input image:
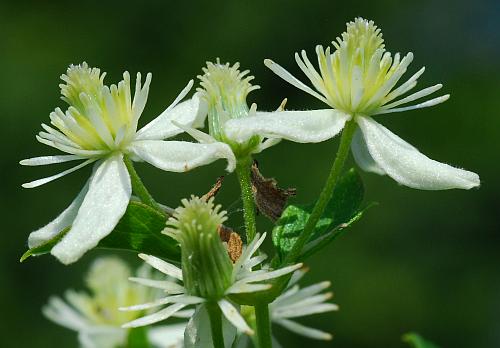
[120,196,302,337]
[22,63,235,264]
[225,18,480,190]
[174,60,282,161]
[43,256,189,348]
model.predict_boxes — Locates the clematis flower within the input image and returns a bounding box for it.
[43,256,189,348]
[21,63,235,264]
[224,18,480,190]
[174,60,283,161]
[237,269,338,347]
[269,268,338,341]
[121,196,302,337]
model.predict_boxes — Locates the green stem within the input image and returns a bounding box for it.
[123,155,164,215]
[235,156,257,242]
[206,302,225,348]
[284,121,357,264]
[255,303,273,348]
[126,326,151,348]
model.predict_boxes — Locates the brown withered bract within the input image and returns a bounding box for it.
[201,176,224,201]
[218,225,243,262]
[250,160,296,221]
[201,176,243,262]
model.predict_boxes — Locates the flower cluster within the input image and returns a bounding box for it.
[121,197,302,335]
[22,16,480,348]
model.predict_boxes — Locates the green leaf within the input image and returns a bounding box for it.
[272,168,367,261]
[98,201,180,260]
[19,227,70,262]
[402,332,441,348]
[20,201,180,262]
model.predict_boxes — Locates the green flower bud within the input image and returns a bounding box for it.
[197,59,262,158]
[164,196,233,300]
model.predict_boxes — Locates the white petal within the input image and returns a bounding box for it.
[122,303,187,328]
[273,281,331,308]
[160,294,204,305]
[138,254,183,280]
[78,329,127,348]
[148,324,186,348]
[120,296,173,312]
[273,303,339,318]
[136,92,208,141]
[51,155,131,264]
[277,293,334,311]
[233,233,266,279]
[173,309,196,318]
[218,299,254,335]
[20,155,81,166]
[245,255,267,269]
[36,135,107,157]
[184,304,236,348]
[380,84,443,111]
[274,319,332,340]
[254,137,281,154]
[129,140,236,173]
[28,180,89,248]
[224,109,350,144]
[374,95,450,115]
[356,116,480,190]
[171,121,217,144]
[242,263,303,283]
[286,268,307,288]
[351,128,386,175]
[128,277,184,293]
[22,159,96,188]
[120,295,202,312]
[264,59,329,104]
[42,296,90,331]
[226,282,272,294]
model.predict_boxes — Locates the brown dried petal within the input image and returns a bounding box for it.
[250,160,296,221]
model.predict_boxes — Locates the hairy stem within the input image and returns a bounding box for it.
[235,156,257,242]
[284,121,357,264]
[123,155,164,215]
[206,302,225,348]
[255,303,273,348]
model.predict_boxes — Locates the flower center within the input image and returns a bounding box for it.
[315,18,411,115]
[197,59,260,140]
[83,257,155,325]
[52,63,151,152]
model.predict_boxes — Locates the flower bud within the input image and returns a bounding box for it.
[164,196,233,300]
[197,59,262,157]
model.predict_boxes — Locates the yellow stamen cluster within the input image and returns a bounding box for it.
[197,59,260,141]
[42,63,151,154]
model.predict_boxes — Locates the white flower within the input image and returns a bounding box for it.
[175,60,283,162]
[224,18,480,190]
[269,269,338,341]
[22,63,235,264]
[236,269,338,347]
[43,256,188,348]
[121,232,302,335]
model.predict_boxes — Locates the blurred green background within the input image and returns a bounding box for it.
[1,0,499,347]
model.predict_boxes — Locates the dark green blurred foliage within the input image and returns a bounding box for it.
[1,0,499,347]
